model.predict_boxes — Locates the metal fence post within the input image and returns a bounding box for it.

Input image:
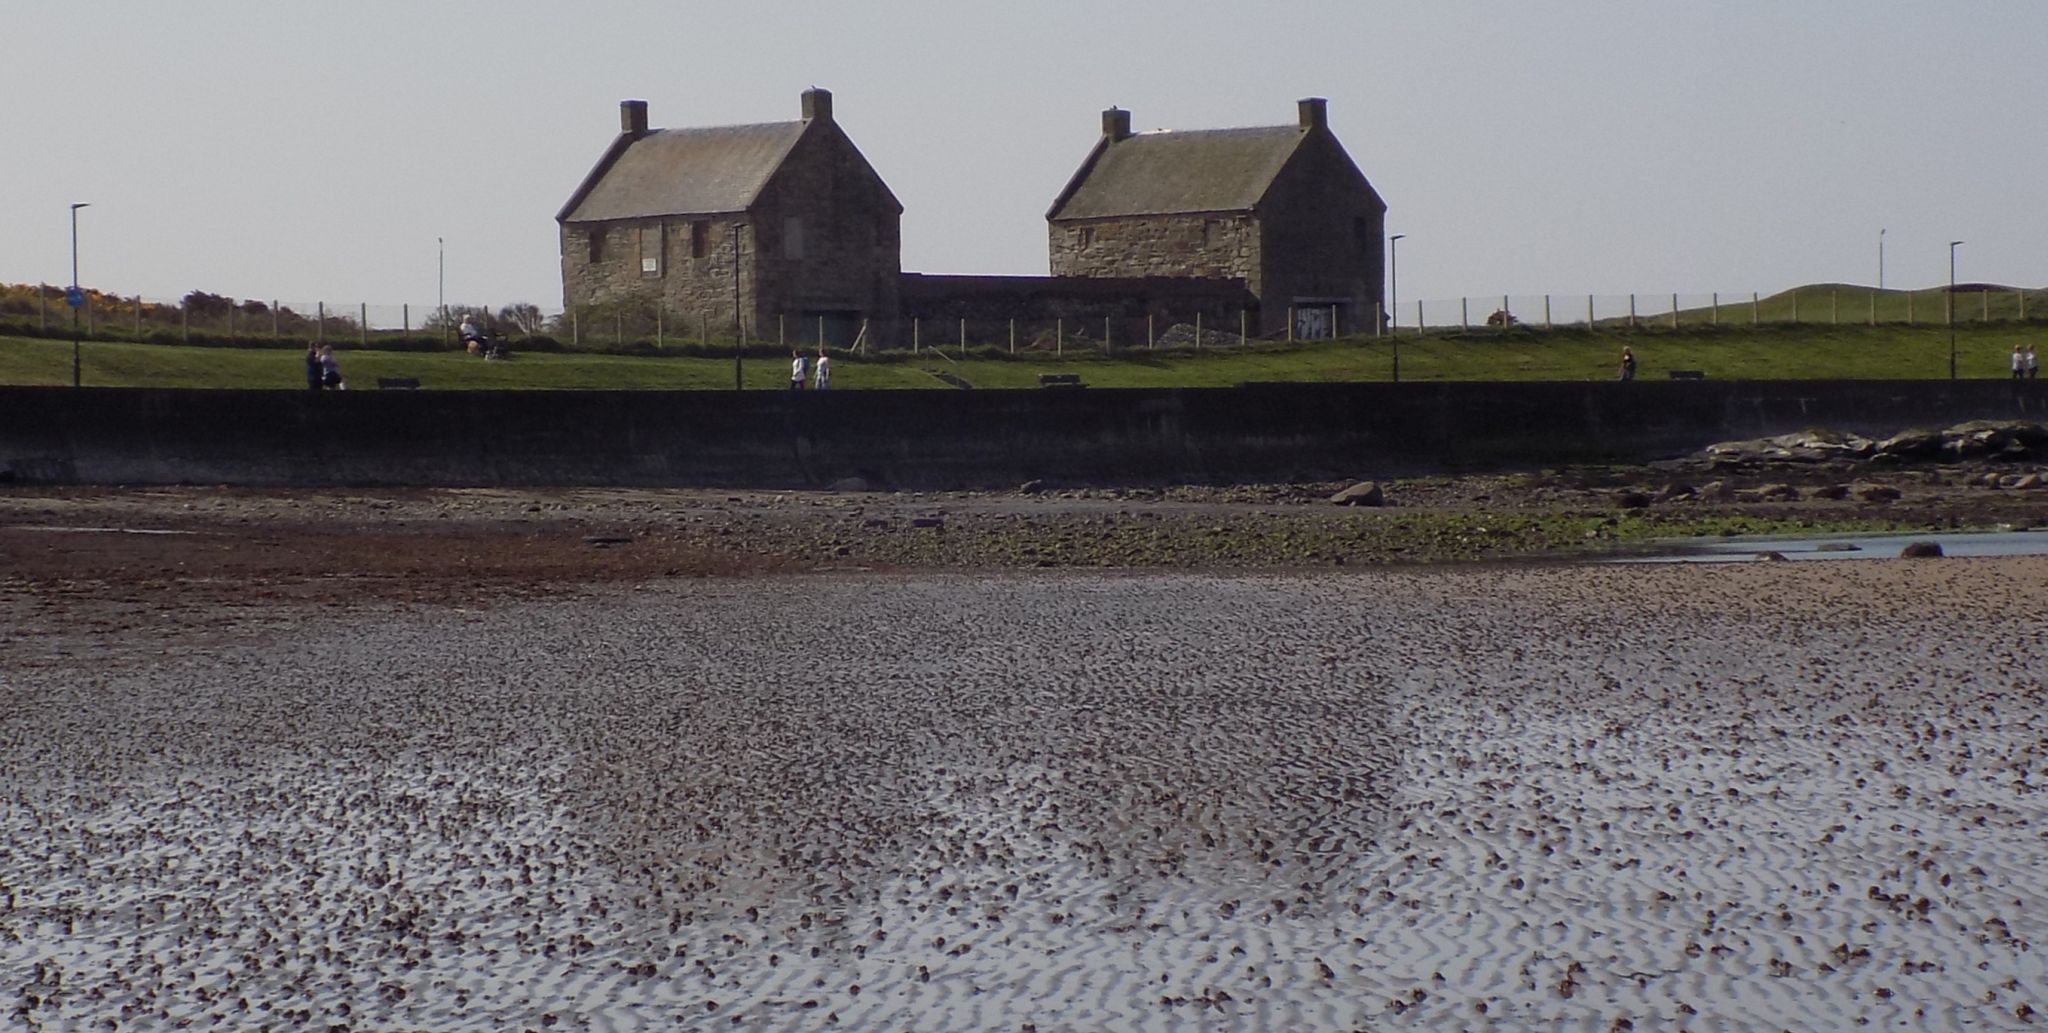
[1146,313,1154,349]
[1627,294,1636,329]
[1103,315,1111,352]
[181,303,189,342]
[1670,293,1678,329]
[1418,300,1425,335]
[360,303,368,346]
[656,303,663,348]
[1286,306,1294,342]
[961,317,968,355]
[1058,317,1065,356]
[1461,297,1470,331]
[1544,295,1552,329]
[1711,292,1719,325]
[1009,318,1016,355]
[1501,295,1510,331]
[403,303,409,335]
[1586,295,1593,327]
[2023,289,2029,322]
[913,317,921,354]
[273,303,280,342]
[818,315,825,352]
[1906,292,1913,325]
[134,296,142,336]
[317,302,324,343]
[1752,292,1759,326]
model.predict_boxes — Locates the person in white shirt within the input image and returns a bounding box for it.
[790,350,808,390]
[2015,344,2027,380]
[813,347,831,390]
[2028,344,2040,379]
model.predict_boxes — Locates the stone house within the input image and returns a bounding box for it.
[1045,98,1386,338]
[556,89,901,346]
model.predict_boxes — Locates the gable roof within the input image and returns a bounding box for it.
[558,121,810,223]
[1047,125,1309,222]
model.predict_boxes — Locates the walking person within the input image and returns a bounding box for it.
[1618,347,1637,381]
[2014,344,2027,381]
[813,346,831,390]
[304,342,322,391]
[790,349,808,391]
[2027,344,2039,379]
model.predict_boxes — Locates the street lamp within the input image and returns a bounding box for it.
[1388,233,1406,382]
[69,203,90,388]
[1948,240,1964,380]
[1877,228,1885,291]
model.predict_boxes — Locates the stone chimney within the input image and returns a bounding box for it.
[802,87,834,123]
[620,99,649,137]
[1102,107,1132,142]
[1298,97,1327,131]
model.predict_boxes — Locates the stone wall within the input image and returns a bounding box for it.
[560,217,753,332]
[1049,214,1259,286]
[1256,131,1384,337]
[7,381,2045,490]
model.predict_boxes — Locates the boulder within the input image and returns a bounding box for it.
[1330,481,1386,507]
[1811,484,1850,500]
[1899,541,1945,559]
[1657,482,1697,502]
[2013,473,2045,490]
[1854,483,1903,503]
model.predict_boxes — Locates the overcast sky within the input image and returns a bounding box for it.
[4,1,2041,313]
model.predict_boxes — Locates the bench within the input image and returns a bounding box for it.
[377,376,421,390]
[1667,369,1706,380]
[1037,373,1084,388]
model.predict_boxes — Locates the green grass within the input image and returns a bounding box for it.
[1,322,2038,390]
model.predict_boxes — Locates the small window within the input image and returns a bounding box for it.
[783,217,805,260]
[639,223,662,276]
[587,226,604,263]
[690,221,708,259]
[1078,227,1095,247]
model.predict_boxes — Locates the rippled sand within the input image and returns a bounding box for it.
[4,560,2045,1030]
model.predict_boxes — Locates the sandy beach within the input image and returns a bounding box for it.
[3,534,2044,1030]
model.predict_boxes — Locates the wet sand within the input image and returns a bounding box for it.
[3,559,2044,1030]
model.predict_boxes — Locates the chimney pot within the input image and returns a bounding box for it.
[1298,97,1328,130]
[620,99,649,137]
[1102,107,1132,142]
[802,87,834,123]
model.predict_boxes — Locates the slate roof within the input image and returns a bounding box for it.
[1048,125,1307,221]
[559,121,809,223]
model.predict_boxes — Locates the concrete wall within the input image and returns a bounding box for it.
[3,381,2043,490]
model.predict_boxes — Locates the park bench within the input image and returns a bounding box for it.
[1037,373,1084,388]
[1667,370,1706,380]
[377,376,421,390]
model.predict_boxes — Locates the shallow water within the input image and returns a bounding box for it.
[1616,526,2048,562]
[4,566,2045,1030]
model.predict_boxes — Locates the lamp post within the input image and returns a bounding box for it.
[69,203,89,388]
[1877,228,1885,291]
[1948,240,1964,380]
[437,236,446,340]
[1388,233,1406,382]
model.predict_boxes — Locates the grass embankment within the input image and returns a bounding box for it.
[0,323,2039,390]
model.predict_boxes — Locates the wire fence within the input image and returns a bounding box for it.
[3,283,2043,353]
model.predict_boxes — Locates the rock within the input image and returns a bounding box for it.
[910,516,945,529]
[2014,474,2045,490]
[1329,481,1385,507]
[1853,483,1902,503]
[1699,480,1732,499]
[1737,483,1800,502]
[583,535,633,548]
[1899,541,1945,558]
[829,477,870,493]
[1874,429,1944,460]
[1753,551,1790,562]
[1657,482,1696,502]
[1617,491,1652,509]
[1018,479,1048,494]
[1815,542,1861,552]
[1811,484,1850,500]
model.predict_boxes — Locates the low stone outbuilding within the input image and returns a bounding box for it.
[1045,99,1387,339]
[556,89,901,346]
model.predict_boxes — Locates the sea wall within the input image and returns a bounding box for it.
[2,380,2043,488]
